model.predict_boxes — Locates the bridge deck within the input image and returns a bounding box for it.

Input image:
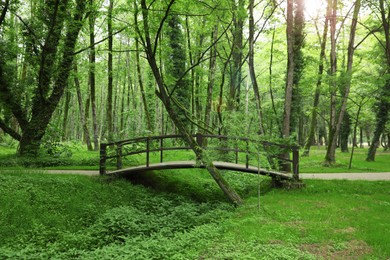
[108,161,293,180]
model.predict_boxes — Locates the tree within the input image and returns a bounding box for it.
[282,0,295,142]
[325,0,361,165]
[0,0,87,155]
[88,0,99,150]
[204,25,218,130]
[166,13,190,131]
[107,0,114,141]
[228,0,246,111]
[366,0,390,161]
[303,0,332,156]
[248,0,265,135]
[280,0,295,172]
[135,0,243,205]
[73,62,93,151]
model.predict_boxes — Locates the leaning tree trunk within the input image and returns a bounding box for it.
[136,0,243,205]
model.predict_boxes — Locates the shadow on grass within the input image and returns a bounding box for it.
[114,169,277,204]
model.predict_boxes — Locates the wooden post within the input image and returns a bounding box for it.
[245,139,249,168]
[100,143,107,175]
[292,147,299,181]
[160,138,163,163]
[116,144,122,170]
[146,137,150,167]
[235,141,238,164]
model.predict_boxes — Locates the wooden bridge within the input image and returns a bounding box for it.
[99,133,299,181]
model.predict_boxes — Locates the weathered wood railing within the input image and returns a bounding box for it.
[100,133,299,180]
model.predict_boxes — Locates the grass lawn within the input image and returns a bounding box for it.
[299,146,390,173]
[0,169,389,259]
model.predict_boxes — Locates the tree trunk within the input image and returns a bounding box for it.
[340,111,351,152]
[367,80,390,161]
[13,0,87,155]
[89,0,99,150]
[228,0,245,111]
[282,0,295,140]
[280,0,295,172]
[136,0,243,205]
[62,85,71,141]
[204,25,218,129]
[349,97,367,168]
[106,0,114,141]
[135,39,152,131]
[185,16,196,133]
[367,0,390,161]
[303,0,331,156]
[269,26,280,134]
[248,0,265,135]
[74,63,93,151]
[325,0,338,164]
[291,0,305,140]
[325,0,360,164]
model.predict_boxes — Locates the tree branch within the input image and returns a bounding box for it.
[0,118,21,141]
[153,0,176,56]
[169,21,233,97]
[0,0,9,27]
[358,21,386,50]
[354,24,383,50]
[72,27,127,55]
[12,12,42,54]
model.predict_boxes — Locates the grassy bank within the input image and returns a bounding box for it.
[1,170,389,259]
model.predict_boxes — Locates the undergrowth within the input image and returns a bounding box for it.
[1,170,390,259]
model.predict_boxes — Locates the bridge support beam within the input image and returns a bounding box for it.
[100,143,107,175]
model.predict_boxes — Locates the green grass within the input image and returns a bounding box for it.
[300,146,390,173]
[0,143,389,173]
[0,170,389,259]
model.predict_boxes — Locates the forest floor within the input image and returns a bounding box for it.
[1,170,389,259]
[1,145,389,258]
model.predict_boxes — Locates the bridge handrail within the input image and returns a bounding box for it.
[100,133,299,180]
[103,133,299,150]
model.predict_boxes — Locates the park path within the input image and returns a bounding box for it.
[300,172,390,181]
[43,170,390,181]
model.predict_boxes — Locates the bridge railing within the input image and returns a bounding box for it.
[100,133,299,180]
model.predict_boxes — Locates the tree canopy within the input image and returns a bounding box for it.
[0,0,389,163]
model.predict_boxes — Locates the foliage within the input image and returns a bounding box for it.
[0,171,389,258]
